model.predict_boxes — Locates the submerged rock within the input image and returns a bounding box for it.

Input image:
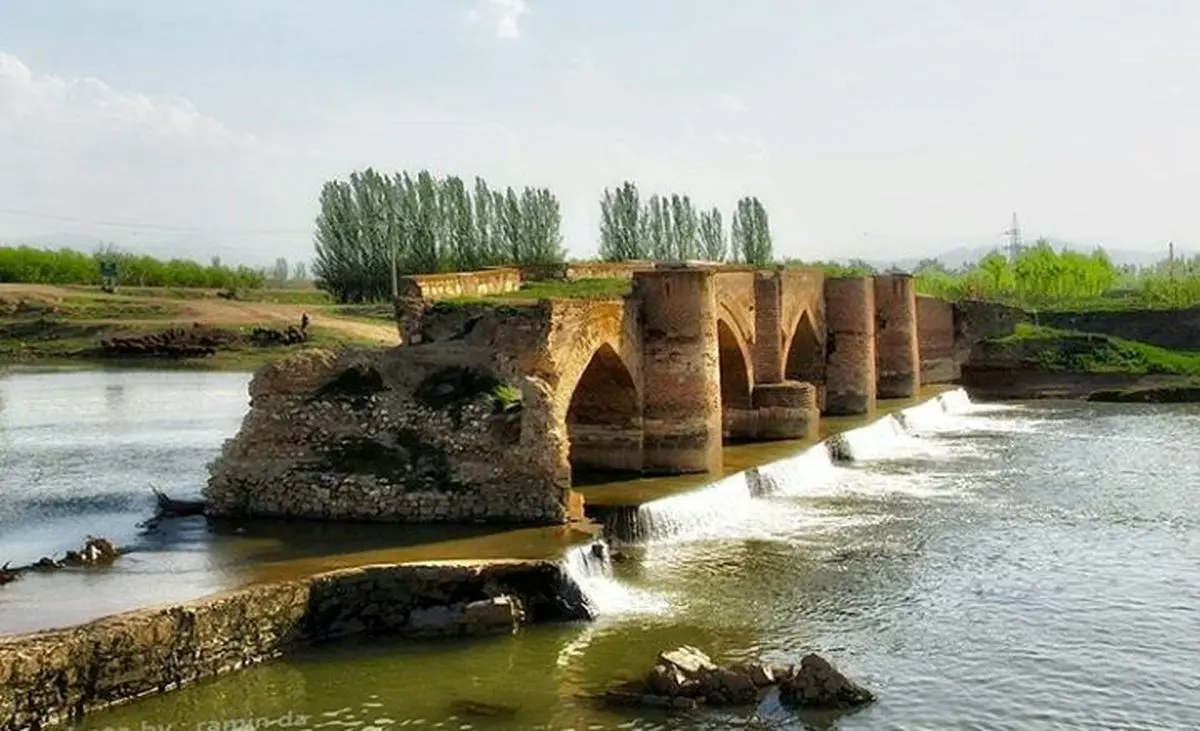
[777,653,875,710]
[448,699,519,718]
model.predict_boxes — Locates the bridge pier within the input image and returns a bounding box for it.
[823,277,877,416]
[874,275,921,399]
[753,273,785,384]
[635,268,723,474]
[752,382,820,440]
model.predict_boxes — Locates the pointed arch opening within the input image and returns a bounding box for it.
[566,343,642,481]
[718,319,754,441]
[785,310,824,385]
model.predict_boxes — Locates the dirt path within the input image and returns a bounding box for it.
[0,284,399,345]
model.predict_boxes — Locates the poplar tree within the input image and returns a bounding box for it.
[732,196,773,266]
[698,208,726,262]
[598,181,646,261]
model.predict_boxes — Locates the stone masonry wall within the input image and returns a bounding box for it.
[636,268,723,474]
[916,295,960,383]
[205,339,573,525]
[824,277,877,415]
[874,275,921,398]
[0,560,587,731]
[397,268,523,301]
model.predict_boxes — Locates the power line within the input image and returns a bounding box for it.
[0,206,309,236]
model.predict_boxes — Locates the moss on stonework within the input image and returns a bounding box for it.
[320,430,466,492]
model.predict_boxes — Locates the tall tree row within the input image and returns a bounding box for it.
[313,168,565,303]
[730,196,773,266]
[598,181,764,265]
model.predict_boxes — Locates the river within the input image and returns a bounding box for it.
[2,368,1198,729]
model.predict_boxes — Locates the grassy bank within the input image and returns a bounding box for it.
[984,323,1200,376]
[0,284,397,371]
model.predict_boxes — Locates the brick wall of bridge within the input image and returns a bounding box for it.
[874,275,921,399]
[917,295,960,383]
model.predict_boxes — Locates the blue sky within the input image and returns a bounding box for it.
[1,1,1198,265]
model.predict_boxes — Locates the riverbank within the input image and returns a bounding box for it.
[962,322,1200,401]
[0,283,398,370]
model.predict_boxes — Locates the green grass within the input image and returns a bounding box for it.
[333,304,395,322]
[55,296,183,319]
[58,285,333,305]
[497,278,632,300]
[992,323,1200,375]
[0,321,382,371]
[237,288,332,305]
[490,383,523,413]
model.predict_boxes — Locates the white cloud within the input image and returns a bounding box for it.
[0,51,309,262]
[0,52,248,149]
[469,0,529,40]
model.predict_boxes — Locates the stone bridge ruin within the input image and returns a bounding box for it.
[205,264,958,526]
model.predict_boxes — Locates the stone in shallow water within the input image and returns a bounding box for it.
[777,653,875,709]
[658,646,717,677]
[701,666,760,706]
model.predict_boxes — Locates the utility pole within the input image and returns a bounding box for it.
[1004,212,1023,263]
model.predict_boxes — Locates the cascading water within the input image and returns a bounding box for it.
[559,540,665,617]
[627,472,757,543]
[617,389,982,544]
[754,443,843,497]
[560,389,988,612]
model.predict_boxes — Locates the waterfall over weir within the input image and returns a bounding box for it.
[559,541,667,617]
[560,388,981,615]
[621,388,977,545]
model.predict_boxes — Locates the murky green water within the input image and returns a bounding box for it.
[4,369,1199,729]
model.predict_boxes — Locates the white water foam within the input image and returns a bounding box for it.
[560,541,666,616]
[902,389,1045,437]
[630,472,758,542]
[599,389,1004,551]
[754,442,844,497]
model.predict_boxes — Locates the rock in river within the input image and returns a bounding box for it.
[777,653,876,709]
[599,646,873,713]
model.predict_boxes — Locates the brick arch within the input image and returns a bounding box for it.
[782,307,824,385]
[718,300,756,371]
[562,340,643,476]
[551,308,642,422]
[717,317,754,405]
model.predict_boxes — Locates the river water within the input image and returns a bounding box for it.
[2,369,1199,730]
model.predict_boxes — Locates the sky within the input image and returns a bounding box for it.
[1,0,1198,267]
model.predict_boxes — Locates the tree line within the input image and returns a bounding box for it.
[597,182,773,266]
[906,240,1200,310]
[312,168,564,303]
[0,245,265,290]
